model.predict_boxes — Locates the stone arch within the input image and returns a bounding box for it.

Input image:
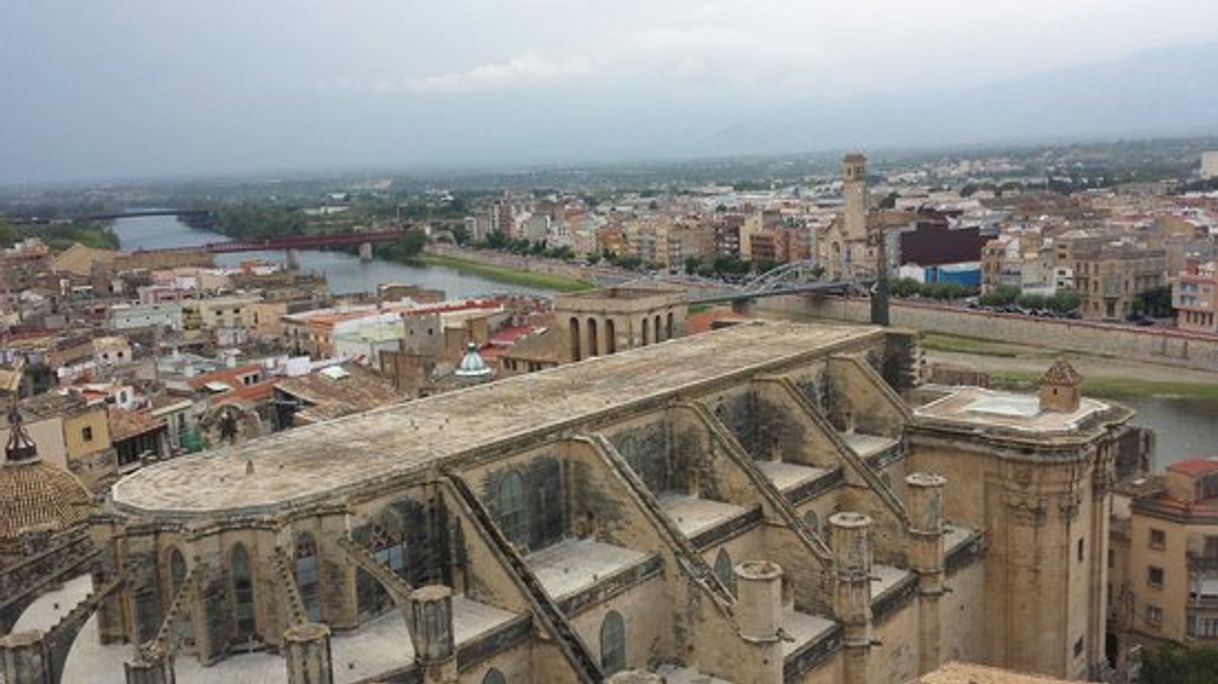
[641,318,650,346]
[229,543,257,643]
[569,317,581,361]
[713,548,735,595]
[295,532,321,622]
[666,311,674,340]
[599,609,626,675]
[605,318,617,354]
[587,317,599,357]
[482,668,508,684]
[654,314,663,342]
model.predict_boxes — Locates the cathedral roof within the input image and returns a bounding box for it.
[1040,358,1082,386]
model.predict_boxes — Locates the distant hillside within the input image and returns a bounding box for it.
[702,42,1218,156]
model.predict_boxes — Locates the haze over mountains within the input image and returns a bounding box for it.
[701,42,1218,157]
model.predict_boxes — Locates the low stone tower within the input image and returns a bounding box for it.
[408,585,457,684]
[905,472,947,675]
[830,512,874,684]
[733,560,785,684]
[1038,358,1082,413]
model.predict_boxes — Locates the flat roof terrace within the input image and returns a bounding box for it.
[111,321,880,517]
[913,386,1119,435]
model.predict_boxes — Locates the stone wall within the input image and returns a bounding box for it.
[761,295,1218,372]
[425,244,631,285]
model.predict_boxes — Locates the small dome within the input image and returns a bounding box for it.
[455,342,493,380]
[0,460,92,544]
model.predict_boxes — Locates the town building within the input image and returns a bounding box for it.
[1111,458,1218,650]
[555,286,687,362]
[1172,258,1218,333]
[1062,236,1167,321]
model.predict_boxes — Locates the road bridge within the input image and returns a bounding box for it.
[130,228,411,266]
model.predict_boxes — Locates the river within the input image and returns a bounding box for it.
[109,214,554,298]
[1116,395,1218,471]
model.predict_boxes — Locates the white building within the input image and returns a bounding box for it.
[1203,151,1218,180]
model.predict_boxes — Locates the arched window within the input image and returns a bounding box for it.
[804,510,821,536]
[569,317,581,361]
[654,314,663,342]
[230,543,256,641]
[641,318,650,346]
[666,312,674,340]
[605,319,616,354]
[498,471,527,547]
[713,548,735,595]
[587,318,599,357]
[169,548,188,595]
[296,533,321,622]
[481,669,507,684]
[599,610,626,675]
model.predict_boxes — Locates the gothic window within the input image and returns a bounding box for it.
[804,510,821,536]
[599,610,626,675]
[481,669,507,684]
[230,543,256,641]
[713,548,735,595]
[666,312,674,340]
[296,533,322,622]
[368,522,408,578]
[641,318,650,346]
[654,314,663,342]
[498,471,527,547]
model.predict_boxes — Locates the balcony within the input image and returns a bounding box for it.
[1188,554,1218,575]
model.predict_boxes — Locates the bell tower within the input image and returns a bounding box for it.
[842,153,869,242]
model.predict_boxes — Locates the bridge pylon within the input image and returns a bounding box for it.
[358,242,373,263]
[286,248,301,271]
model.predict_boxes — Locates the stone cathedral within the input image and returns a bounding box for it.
[0,320,1151,684]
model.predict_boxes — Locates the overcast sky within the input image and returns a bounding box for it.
[4,0,1218,184]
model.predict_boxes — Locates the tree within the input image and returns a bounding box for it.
[891,277,922,298]
[1016,293,1047,310]
[1048,290,1081,314]
[0,221,17,248]
[1134,286,1173,317]
[1141,645,1218,683]
[879,191,899,209]
[684,255,703,275]
[979,285,1021,308]
[378,231,427,262]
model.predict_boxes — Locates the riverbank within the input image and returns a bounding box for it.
[416,253,595,292]
[922,332,1218,400]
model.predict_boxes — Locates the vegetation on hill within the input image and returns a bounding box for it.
[0,219,119,250]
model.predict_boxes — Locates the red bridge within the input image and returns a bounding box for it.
[133,228,411,255]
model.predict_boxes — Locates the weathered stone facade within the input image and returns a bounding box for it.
[0,321,1150,683]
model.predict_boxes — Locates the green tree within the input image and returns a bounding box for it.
[879,191,899,209]
[1141,645,1218,683]
[1048,290,1081,314]
[891,277,922,298]
[1016,293,1047,310]
[979,285,1021,307]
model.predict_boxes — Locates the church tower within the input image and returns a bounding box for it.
[842,153,869,242]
